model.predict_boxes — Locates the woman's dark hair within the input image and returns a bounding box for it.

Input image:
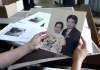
[55,21,64,29]
[67,15,78,24]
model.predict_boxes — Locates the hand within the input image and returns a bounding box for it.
[27,31,48,50]
[72,37,88,63]
[71,37,88,70]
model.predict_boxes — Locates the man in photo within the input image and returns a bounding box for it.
[62,15,81,56]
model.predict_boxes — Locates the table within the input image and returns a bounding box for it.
[0,7,100,70]
[8,49,70,70]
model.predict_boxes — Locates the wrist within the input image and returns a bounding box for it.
[72,60,82,70]
[73,59,83,66]
[25,43,36,51]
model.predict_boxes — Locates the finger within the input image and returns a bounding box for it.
[77,37,83,49]
[39,34,48,40]
[37,31,47,36]
[80,36,86,49]
[77,37,86,49]
[34,31,48,38]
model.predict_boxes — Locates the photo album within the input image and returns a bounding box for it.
[0,8,98,56]
[6,8,100,70]
[5,8,100,70]
[0,12,51,45]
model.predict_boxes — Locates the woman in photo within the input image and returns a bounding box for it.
[41,21,65,54]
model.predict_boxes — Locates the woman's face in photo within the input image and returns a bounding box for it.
[54,24,62,33]
[66,18,76,29]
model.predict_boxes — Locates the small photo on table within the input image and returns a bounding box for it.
[5,27,26,37]
[29,17,43,23]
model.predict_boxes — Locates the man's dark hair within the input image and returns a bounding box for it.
[67,15,78,24]
[55,21,64,29]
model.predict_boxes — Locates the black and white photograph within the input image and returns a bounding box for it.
[5,27,26,37]
[29,17,43,23]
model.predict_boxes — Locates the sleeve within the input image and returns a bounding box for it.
[62,29,66,37]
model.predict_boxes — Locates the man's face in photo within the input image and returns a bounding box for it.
[66,18,76,29]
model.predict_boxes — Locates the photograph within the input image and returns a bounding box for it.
[39,14,82,56]
[29,17,43,23]
[47,13,84,56]
[5,27,26,37]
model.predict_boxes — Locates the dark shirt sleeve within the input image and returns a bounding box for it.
[62,29,66,37]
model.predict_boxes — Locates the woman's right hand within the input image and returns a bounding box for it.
[72,37,88,64]
[71,37,88,70]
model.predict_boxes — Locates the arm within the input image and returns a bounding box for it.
[0,33,47,69]
[0,44,33,68]
[71,37,88,70]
